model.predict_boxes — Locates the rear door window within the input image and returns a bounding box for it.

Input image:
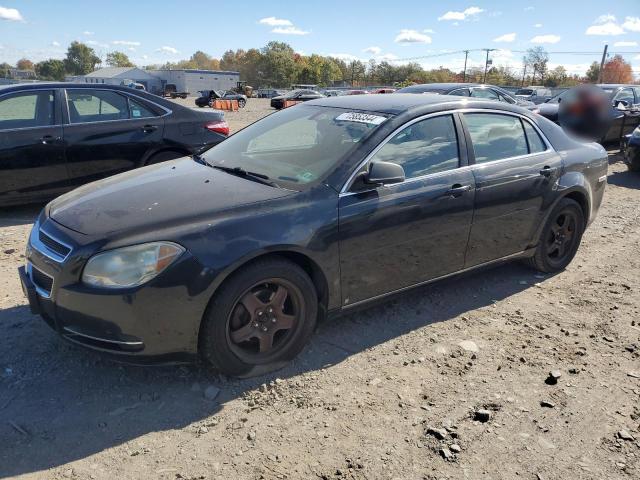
[0,90,55,130]
[449,88,470,96]
[128,97,157,119]
[66,90,129,123]
[470,88,499,101]
[464,113,529,163]
[523,121,547,154]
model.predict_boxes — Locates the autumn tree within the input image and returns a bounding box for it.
[16,58,34,70]
[602,55,633,84]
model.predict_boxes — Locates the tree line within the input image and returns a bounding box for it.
[1,41,636,88]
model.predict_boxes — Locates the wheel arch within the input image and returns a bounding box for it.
[140,147,191,167]
[532,185,591,247]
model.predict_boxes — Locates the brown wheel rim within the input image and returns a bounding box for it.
[226,278,303,363]
[545,208,578,266]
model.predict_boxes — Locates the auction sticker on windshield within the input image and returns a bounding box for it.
[335,112,387,125]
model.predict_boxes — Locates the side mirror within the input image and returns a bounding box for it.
[615,100,630,110]
[365,161,405,185]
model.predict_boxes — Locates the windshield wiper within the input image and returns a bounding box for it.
[212,165,279,187]
[192,154,208,165]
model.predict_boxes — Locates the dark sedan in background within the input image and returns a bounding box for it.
[270,89,324,109]
[623,126,640,171]
[0,83,228,206]
[20,94,607,376]
[536,84,640,143]
[396,83,536,109]
[195,90,248,108]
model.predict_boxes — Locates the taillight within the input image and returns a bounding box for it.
[205,121,229,136]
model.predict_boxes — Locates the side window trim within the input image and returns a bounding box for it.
[340,112,465,194]
[0,89,60,132]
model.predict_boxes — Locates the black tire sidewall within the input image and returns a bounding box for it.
[535,198,585,272]
[200,258,317,376]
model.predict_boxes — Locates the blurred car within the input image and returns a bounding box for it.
[195,90,247,108]
[623,126,640,171]
[371,88,396,94]
[514,86,554,104]
[256,89,286,99]
[345,90,369,95]
[323,90,342,97]
[536,84,640,143]
[0,83,228,206]
[396,83,535,109]
[270,89,324,109]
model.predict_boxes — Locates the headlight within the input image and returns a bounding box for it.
[82,242,184,288]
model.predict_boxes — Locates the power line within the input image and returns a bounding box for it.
[389,49,640,62]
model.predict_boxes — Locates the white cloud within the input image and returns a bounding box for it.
[0,6,23,22]
[271,26,309,35]
[534,23,542,28]
[363,46,382,55]
[614,41,638,47]
[258,16,292,27]
[586,22,625,35]
[622,16,640,32]
[438,6,484,21]
[112,40,141,46]
[329,53,360,62]
[595,14,616,23]
[83,30,94,36]
[127,47,136,52]
[156,46,179,55]
[493,32,516,43]
[530,34,561,44]
[423,28,435,33]
[395,29,432,44]
[51,41,60,47]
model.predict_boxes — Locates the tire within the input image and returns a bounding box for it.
[199,258,318,377]
[144,150,187,166]
[238,98,246,108]
[526,198,585,273]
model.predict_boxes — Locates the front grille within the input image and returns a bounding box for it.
[31,266,53,296]
[39,230,71,259]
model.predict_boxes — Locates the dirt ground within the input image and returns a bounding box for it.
[1,99,639,480]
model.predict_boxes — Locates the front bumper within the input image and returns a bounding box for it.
[20,216,210,364]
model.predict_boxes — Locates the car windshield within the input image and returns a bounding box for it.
[201,105,388,189]
[515,89,533,95]
[285,90,305,98]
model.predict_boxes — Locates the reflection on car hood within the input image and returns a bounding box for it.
[48,158,291,236]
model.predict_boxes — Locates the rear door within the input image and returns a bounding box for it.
[63,89,164,185]
[0,89,68,204]
[338,113,476,305]
[462,111,562,266]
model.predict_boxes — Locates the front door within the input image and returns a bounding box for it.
[63,89,164,186]
[0,89,68,204]
[462,112,562,266]
[338,113,476,306]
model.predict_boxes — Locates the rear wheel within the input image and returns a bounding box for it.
[199,258,317,377]
[526,198,585,273]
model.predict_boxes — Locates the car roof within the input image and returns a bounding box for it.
[596,83,640,89]
[0,82,144,93]
[306,93,527,116]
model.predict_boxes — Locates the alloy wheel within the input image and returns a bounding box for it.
[545,209,578,265]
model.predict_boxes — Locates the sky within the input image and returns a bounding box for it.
[1,1,639,76]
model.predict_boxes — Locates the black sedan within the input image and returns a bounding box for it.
[270,89,324,109]
[396,83,536,109]
[623,126,640,171]
[195,90,247,108]
[536,84,640,144]
[0,83,228,206]
[20,94,607,376]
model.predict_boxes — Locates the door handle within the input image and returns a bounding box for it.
[142,124,158,133]
[444,184,471,197]
[40,135,58,145]
[539,166,556,177]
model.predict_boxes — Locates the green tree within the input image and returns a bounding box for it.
[35,59,66,80]
[585,62,600,83]
[523,47,549,84]
[260,41,296,87]
[106,51,134,68]
[64,41,101,75]
[0,62,12,78]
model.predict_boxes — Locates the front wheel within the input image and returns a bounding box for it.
[526,198,585,273]
[199,258,318,377]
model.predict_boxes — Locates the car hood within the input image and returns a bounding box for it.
[48,158,292,236]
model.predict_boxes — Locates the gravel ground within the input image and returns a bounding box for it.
[1,101,639,480]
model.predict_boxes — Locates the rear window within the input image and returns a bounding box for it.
[67,90,129,123]
[464,113,528,163]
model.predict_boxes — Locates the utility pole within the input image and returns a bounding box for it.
[462,50,469,83]
[597,44,608,84]
[482,49,495,84]
[521,65,527,87]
